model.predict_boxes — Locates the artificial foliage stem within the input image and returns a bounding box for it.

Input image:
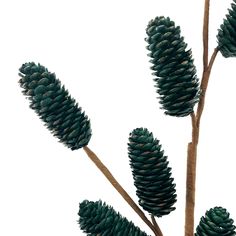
[185,0,211,236]
[185,113,198,236]
[196,48,219,129]
[151,215,162,235]
[184,2,220,235]
[83,146,162,236]
[203,0,210,70]
[185,49,218,236]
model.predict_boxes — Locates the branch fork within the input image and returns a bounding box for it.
[184,1,219,235]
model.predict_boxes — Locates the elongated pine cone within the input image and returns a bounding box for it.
[146,16,200,117]
[217,0,236,57]
[195,207,236,236]
[78,200,149,236]
[128,128,177,217]
[19,62,92,150]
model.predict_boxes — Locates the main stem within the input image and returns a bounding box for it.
[184,1,219,234]
[83,146,163,236]
[184,48,218,236]
[185,114,198,236]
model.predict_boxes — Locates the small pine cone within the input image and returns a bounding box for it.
[128,128,177,217]
[78,200,149,236]
[19,62,92,150]
[146,16,200,117]
[195,207,236,236]
[217,0,236,57]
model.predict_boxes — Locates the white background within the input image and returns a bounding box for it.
[0,0,236,235]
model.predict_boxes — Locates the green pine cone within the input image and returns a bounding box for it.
[195,207,236,236]
[128,128,177,217]
[19,62,92,150]
[78,200,149,236]
[217,0,236,57]
[146,16,200,117]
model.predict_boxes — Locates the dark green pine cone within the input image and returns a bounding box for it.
[146,16,200,117]
[19,62,92,150]
[78,200,149,236]
[128,128,177,217]
[217,0,236,57]
[195,207,236,236]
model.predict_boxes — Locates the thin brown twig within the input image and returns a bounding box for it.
[151,215,163,236]
[83,146,162,236]
[203,0,210,70]
[196,48,218,129]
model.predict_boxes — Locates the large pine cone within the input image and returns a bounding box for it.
[78,200,149,236]
[195,207,236,235]
[19,62,91,150]
[146,16,200,117]
[128,128,177,217]
[217,0,236,57]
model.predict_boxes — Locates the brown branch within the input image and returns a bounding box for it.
[184,2,220,236]
[203,0,210,70]
[151,215,163,236]
[184,48,218,236]
[191,112,197,144]
[184,113,198,236]
[196,48,218,128]
[83,146,162,236]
